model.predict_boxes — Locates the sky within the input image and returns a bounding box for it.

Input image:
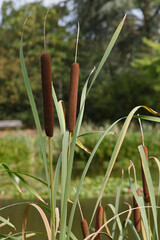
[0,0,61,9]
[0,0,63,23]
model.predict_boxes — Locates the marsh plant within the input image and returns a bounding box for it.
[1,10,160,240]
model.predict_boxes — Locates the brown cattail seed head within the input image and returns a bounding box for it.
[41,53,54,137]
[141,145,150,203]
[81,218,91,240]
[95,206,103,240]
[133,190,141,233]
[67,62,79,132]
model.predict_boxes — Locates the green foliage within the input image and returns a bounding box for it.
[0,1,73,126]
[0,133,30,172]
[65,0,160,123]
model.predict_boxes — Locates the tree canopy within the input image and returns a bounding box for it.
[0,0,160,126]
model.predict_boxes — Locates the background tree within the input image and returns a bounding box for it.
[65,0,160,122]
[0,1,75,126]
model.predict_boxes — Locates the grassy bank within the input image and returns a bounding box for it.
[0,122,160,199]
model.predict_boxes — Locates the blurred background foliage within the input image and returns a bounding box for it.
[0,0,160,126]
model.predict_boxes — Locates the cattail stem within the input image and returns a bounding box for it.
[95,205,103,240]
[43,9,49,53]
[81,218,91,240]
[141,145,150,203]
[133,190,141,233]
[49,137,55,240]
[41,53,54,137]
[75,22,80,63]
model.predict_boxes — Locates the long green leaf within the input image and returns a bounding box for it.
[52,85,66,135]
[1,164,22,194]
[111,172,123,239]
[108,204,122,235]
[61,131,69,220]
[88,105,160,228]
[0,166,47,186]
[60,67,95,240]
[67,117,124,240]
[138,145,159,239]
[128,168,149,239]
[66,15,126,239]
[87,14,126,95]
[53,153,62,209]
[125,219,141,240]
[14,172,46,203]
[0,216,15,229]
[19,27,50,200]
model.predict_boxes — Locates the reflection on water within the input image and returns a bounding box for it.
[0,195,143,240]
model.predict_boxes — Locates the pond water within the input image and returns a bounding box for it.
[1,195,159,239]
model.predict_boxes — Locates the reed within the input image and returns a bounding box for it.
[41,53,54,137]
[133,190,141,233]
[17,13,160,240]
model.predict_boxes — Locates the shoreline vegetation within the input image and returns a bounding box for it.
[0,124,159,200]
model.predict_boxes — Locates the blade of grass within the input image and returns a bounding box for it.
[128,166,149,240]
[0,165,48,186]
[22,203,51,240]
[125,219,141,240]
[88,105,160,229]
[87,14,126,95]
[67,117,124,240]
[13,172,46,203]
[111,171,123,239]
[1,164,22,194]
[59,67,96,240]
[2,164,45,203]
[52,85,66,135]
[19,24,50,201]
[138,145,159,240]
[53,153,62,209]
[65,15,127,239]
[108,204,122,235]
[0,217,15,230]
[61,131,69,219]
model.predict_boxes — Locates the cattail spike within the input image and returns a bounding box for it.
[141,145,150,203]
[67,62,79,132]
[133,190,141,233]
[95,205,103,240]
[41,53,54,137]
[81,218,91,240]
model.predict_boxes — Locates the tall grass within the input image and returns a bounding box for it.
[1,11,160,240]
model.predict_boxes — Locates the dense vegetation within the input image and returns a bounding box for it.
[1,122,160,176]
[0,0,160,127]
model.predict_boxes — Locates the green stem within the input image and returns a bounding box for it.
[147,202,151,240]
[49,137,55,240]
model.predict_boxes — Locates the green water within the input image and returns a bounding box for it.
[0,195,146,240]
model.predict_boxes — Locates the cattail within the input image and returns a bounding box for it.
[81,218,91,240]
[95,205,103,240]
[133,190,141,233]
[41,53,54,137]
[67,62,79,132]
[141,145,150,203]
